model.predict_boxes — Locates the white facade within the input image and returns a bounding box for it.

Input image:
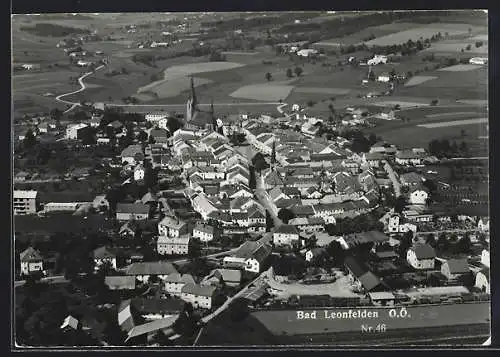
[180,292,213,309]
[409,190,428,205]
[407,250,435,270]
[481,250,490,268]
[94,256,117,271]
[65,123,89,140]
[367,55,388,65]
[245,258,260,273]
[475,271,490,293]
[377,75,390,82]
[21,261,43,276]
[146,113,168,123]
[14,190,38,215]
[134,166,145,181]
[469,57,488,65]
[273,232,300,246]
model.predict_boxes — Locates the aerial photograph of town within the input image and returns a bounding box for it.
[12,10,490,347]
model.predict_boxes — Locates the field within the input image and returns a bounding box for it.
[417,118,487,128]
[439,64,484,72]
[404,76,438,87]
[364,23,483,46]
[230,84,295,101]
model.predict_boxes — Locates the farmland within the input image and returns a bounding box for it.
[404,76,438,87]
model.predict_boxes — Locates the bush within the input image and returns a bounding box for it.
[475,41,483,48]
[430,99,439,106]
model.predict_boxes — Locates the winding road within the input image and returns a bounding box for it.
[55,65,105,113]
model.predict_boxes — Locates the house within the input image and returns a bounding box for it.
[368,292,395,306]
[478,217,489,232]
[121,145,145,165]
[146,112,168,123]
[164,273,196,296]
[60,315,80,331]
[20,247,44,276]
[409,186,429,205]
[377,73,391,82]
[407,244,436,270]
[65,123,90,140]
[157,235,190,256]
[192,194,219,220]
[475,268,490,293]
[14,190,38,215]
[223,235,272,273]
[125,315,179,344]
[93,246,117,272]
[202,269,242,287]
[395,150,426,166]
[116,203,150,221]
[273,224,300,246]
[305,247,327,262]
[158,216,188,238]
[192,222,220,242]
[387,214,417,234]
[125,262,178,282]
[132,164,145,182]
[400,172,424,187]
[441,259,470,280]
[481,249,490,268]
[469,57,488,65]
[180,283,217,309]
[105,276,137,290]
[289,217,325,234]
[344,256,382,292]
[92,195,110,211]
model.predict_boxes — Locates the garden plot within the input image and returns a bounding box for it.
[404,76,438,87]
[423,42,488,55]
[138,76,213,98]
[230,84,295,101]
[438,64,483,72]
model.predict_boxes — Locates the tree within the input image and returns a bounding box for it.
[23,129,37,150]
[466,44,472,51]
[325,240,345,267]
[457,234,472,253]
[294,66,303,77]
[286,68,293,78]
[166,117,182,134]
[368,69,376,81]
[278,208,295,224]
[426,233,436,247]
[437,233,449,251]
[229,298,250,322]
[328,103,335,117]
[406,71,413,78]
[368,133,377,146]
[459,141,468,155]
[265,72,272,81]
[398,230,413,257]
[394,196,407,214]
[137,130,148,142]
[430,99,439,106]
[50,108,63,121]
[251,152,269,174]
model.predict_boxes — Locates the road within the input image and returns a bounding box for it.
[14,274,68,288]
[200,268,271,324]
[55,65,105,113]
[383,160,401,197]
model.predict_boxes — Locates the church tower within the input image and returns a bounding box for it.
[186,76,198,122]
[210,99,218,132]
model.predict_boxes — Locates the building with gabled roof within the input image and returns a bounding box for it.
[441,259,470,280]
[20,246,43,276]
[125,262,178,282]
[105,276,137,290]
[93,246,118,272]
[116,203,150,221]
[407,244,436,270]
[344,256,382,292]
[158,215,188,238]
[180,283,217,309]
[164,273,196,296]
[273,224,300,246]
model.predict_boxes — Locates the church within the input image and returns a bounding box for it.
[185,77,218,131]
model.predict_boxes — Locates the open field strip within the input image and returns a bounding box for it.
[425,111,479,118]
[457,99,488,105]
[221,51,258,56]
[364,24,473,46]
[471,34,488,41]
[230,84,295,101]
[423,43,488,54]
[374,101,430,108]
[417,118,488,128]
[438,64,483,72]
[293,87,350,95]
[404,76,438,87]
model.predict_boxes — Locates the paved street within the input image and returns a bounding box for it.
[14,274,68,288]
[383,160,401,197]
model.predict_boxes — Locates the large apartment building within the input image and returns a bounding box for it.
[13,190,38,215]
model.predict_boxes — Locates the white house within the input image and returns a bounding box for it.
[481,249,490,268]
[158,216,188,238]
[387,214,417,233]
[409,187,429,205]
[65,123,89,140]
[475,268,490,293]
[146,112,168,123]
[407,244,436,270]
[20,247,44,276]
[180,283,217,309]
[192,222,220,242]
[157,236,190,256]
[367,55,388,65]
[377,73,391,82]
[164,273,196,296]
[296,49,318,57]
[273,224,300,246]
[478,217,489,232]
[133,164,145,181]
[469,57,488,65]
[93,246,117,272]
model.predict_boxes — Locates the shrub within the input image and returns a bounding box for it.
[475,41,483,48]
[430,99,439,106]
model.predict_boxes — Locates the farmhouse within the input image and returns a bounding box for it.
[477,217,489,232]
[344,256,382,292]
[116,203,150,221]
[65,123,90,140]
[158,216,188,238]
[121,145,145,165]
[481,249,490,268]
[273,224,300,246]
[104,276,136,290]
[377,73,391,82]
[202,269,242,287]
[395,150,427,166]
[125,261,178,282]
[20,247,44,276]
[157,235,191,256]
[407,244,436,270]
[180,283,217,309]
[223,235,272,273]
[475,268,490,293]
[164,273,196,296]
[441,259,470,281]
[409,185,429,205]
[14,190,38,215]
[192,222,220,242]
[93,246,118,272]
[469,57,488,65]
[297,49,318,57]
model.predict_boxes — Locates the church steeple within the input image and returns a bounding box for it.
[186,76,198,122]
[210,99,218,132]
[271,139,276,167]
